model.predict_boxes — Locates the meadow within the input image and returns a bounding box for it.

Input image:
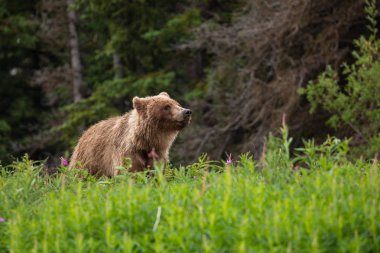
[0,130,379,253]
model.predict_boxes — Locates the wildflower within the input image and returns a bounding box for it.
[282,113,287,127]
[148,148,159,160]
[226,153,233,165]
[0,217,5,223]
[60,157,69,166]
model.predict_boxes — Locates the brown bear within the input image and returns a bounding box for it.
[68,92,191,176]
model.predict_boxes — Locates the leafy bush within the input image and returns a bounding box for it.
[300,0,380,158]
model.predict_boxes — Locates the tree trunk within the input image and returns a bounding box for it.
[112,52,123,79]
[67,0,84,102]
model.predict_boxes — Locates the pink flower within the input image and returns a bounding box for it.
[148,148,159,160]
[60,157,69,166]
[0,217,5,223]
[226,153,233,165]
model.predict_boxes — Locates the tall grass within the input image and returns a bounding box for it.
[0,131,379,252]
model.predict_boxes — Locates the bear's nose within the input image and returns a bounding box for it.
[184,109,192,116]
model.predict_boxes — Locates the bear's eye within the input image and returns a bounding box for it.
[164,105,171,111]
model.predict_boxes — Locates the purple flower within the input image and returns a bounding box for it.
[0,217,5,223]
[226,153,233,165]
[60,157,69,166]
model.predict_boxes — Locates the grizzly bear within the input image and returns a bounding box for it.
[68,92,191,176]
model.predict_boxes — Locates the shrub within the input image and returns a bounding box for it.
[300,0,380,158]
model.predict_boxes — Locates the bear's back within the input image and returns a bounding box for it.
[69,114,128,175]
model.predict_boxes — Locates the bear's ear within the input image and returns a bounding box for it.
[133,96,147,113]
[159,92,170,98]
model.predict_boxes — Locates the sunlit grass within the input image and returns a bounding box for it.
[1,134,379,252]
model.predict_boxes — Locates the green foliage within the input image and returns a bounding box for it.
[300,0,380,157]
[294,137,350,171]
[77,0,202,81]
[142,8,201,43]
[1,134,380,252]
[263,123,293,182]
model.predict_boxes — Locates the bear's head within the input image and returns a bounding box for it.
[133,92,192,130]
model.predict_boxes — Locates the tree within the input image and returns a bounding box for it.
[179,0,366,161]
[51,0,202,148]
[67,0,84,102]
[0,0,45,162]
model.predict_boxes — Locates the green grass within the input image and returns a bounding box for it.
[0,132,379,252]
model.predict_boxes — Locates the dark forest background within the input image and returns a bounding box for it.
[1,0,380,166]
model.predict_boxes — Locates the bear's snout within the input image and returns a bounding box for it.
[183,109,192,116]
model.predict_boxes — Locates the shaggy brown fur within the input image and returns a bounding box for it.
[69,92,191,176]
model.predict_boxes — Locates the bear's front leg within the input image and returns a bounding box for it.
[129,152,148,172]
